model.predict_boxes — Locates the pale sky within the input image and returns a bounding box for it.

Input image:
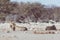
[10,0,60,6]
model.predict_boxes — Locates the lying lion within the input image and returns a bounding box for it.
[33,30,55,34]
[10,23,27,31]
[32,28,55,34]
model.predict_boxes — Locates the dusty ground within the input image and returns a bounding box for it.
[0,23,60,40]
[0,31,60,40]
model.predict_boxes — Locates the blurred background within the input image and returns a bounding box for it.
[0,0,60,23]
